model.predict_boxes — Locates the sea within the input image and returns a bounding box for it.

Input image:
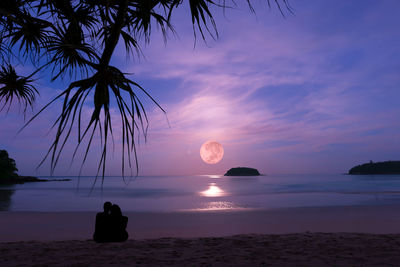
[2,174,400,212]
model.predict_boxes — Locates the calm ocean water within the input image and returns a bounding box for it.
[2,174,400,212]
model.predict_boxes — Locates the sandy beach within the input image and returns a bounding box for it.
[2,233,400,266]
[2,205,400,266]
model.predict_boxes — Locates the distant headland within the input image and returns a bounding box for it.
[348,161,400,175]
[224,167,260,176]
[0,149,70,184]
[0,176,71,184]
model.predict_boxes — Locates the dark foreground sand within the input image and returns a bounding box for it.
[2,233,400,266]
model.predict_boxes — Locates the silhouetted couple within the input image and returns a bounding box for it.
[93,202,128,242]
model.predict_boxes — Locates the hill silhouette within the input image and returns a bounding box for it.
[0,149,70,184]
[348,161,400,175]
[0,150,18,180]
[224,167,260,176]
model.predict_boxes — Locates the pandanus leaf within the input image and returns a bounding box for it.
[22,65,164,188]
[45,23,98,80]
[8,15,50,57]
[0,64,39,114]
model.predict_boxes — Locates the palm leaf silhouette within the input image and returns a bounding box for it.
[0,64,39,114]
[23,65,165,185]
[44,23,98,80]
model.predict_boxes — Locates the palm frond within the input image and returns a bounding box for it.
[0,64,38,114]
[127,2,174,43]
[188,0,219,41]
[44,23,98,80]
[8,14,49,58]
[30,65,164,185]
[120,29,142,58]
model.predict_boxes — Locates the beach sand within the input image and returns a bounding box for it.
[2,233,400,266]
[2,205,400,266]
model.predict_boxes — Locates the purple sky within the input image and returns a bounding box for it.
[1,0,400,176]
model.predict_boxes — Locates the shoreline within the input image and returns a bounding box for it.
[2,204,400,242]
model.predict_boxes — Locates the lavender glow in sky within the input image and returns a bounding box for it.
[1,0,400,176]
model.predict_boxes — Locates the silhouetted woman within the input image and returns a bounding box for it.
[110,204,129,242]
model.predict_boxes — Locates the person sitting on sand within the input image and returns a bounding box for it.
[93,201,112,242]
[93,202,129,242]
[109,204,129,242]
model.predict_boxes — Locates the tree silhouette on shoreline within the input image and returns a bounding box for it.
[0,0,291,182]
[0,150,18,179]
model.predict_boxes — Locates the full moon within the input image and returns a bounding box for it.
[200,141,224,164]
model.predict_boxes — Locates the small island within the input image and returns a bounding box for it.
[0,149,70,184]
[348,161,400,175]
[224,167,260,176]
